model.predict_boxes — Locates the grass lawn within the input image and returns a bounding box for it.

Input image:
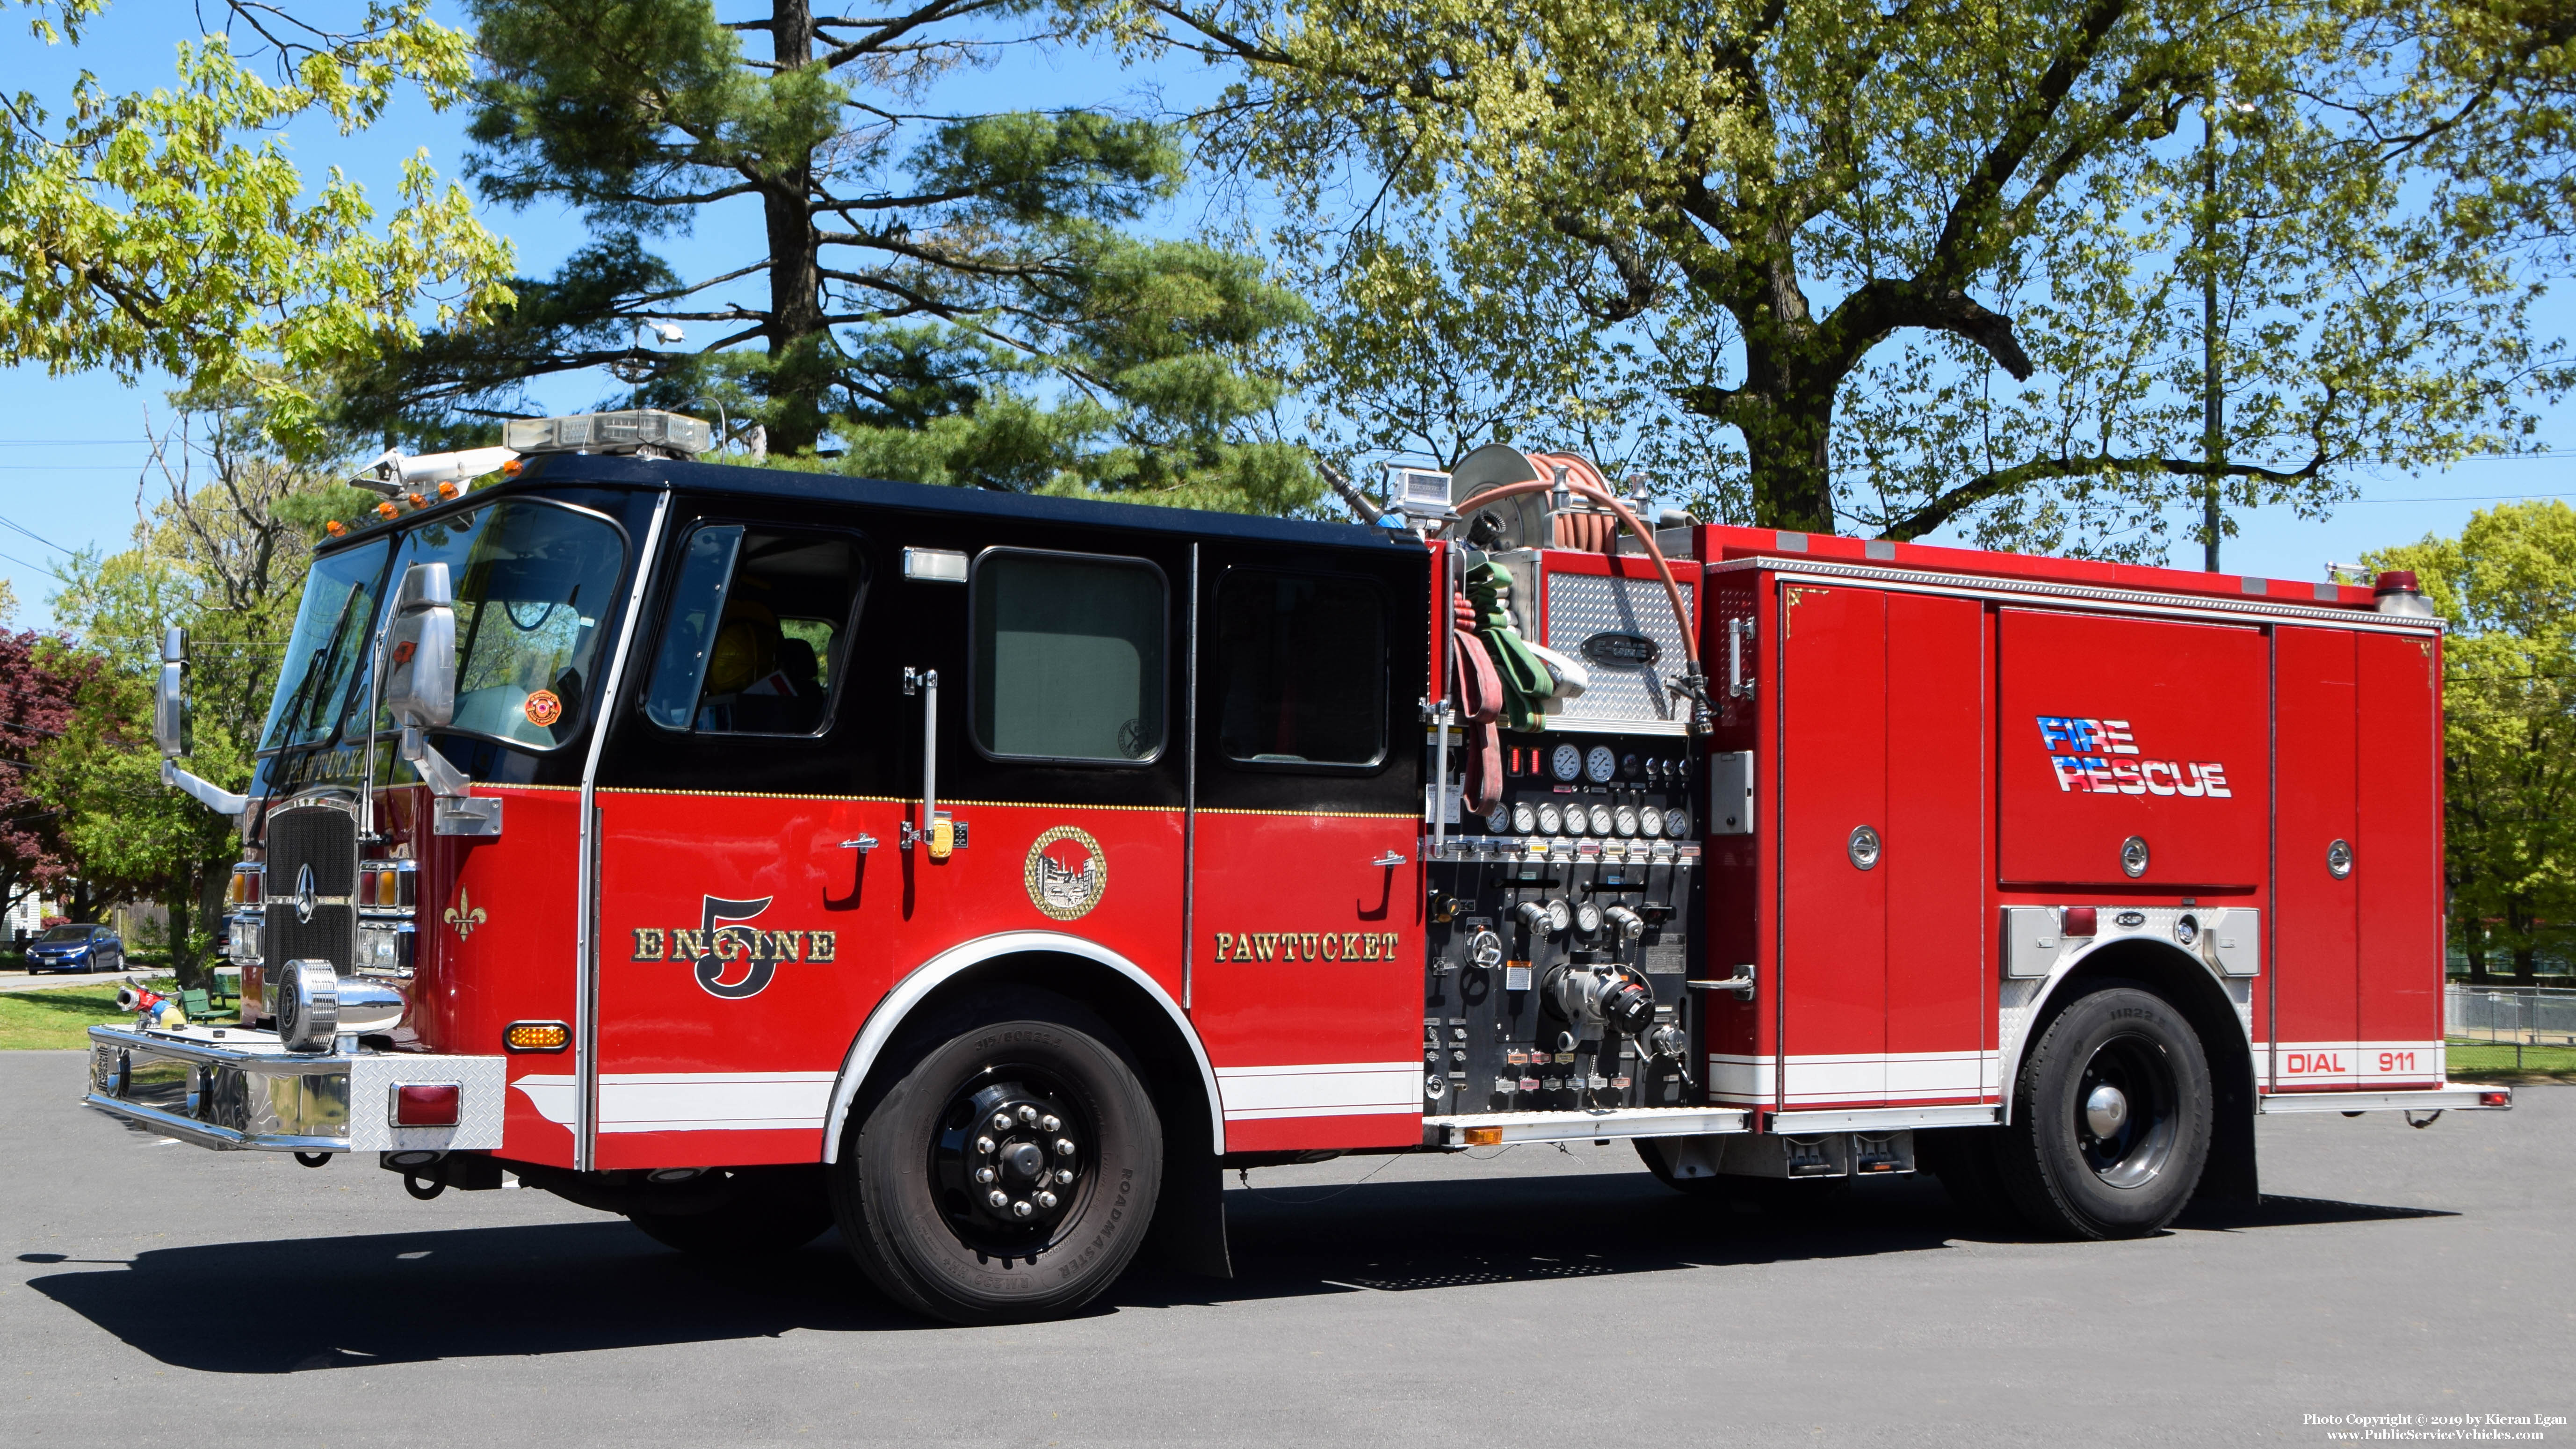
[2446,1037,2576,1083]
[0,985,129,1050]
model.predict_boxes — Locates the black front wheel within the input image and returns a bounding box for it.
[1997,983,2211,1239]
[833,1001,1162,1325]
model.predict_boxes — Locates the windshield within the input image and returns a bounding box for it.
[260,538,392,751]
[361,499,629,750]
[37,926,94,942]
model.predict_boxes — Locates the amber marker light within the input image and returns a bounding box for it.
[1462,1126,1504,1146]
[505,1021,572,1053]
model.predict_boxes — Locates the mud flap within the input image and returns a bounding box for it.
[1144,1139,1230,1278]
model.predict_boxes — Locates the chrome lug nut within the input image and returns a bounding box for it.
[974,1135,995,1155]
[1012,1200,1034,1218]
[991,1112,1013,1133]
[1018,1104,1039,1125]
[1054,1168,1073,1185]
[975,1166,997,1184]
[1053,1138,1076,1156]
[986,1189,1008,1209]
[1039,1114,1060,1132]
[1035,1190,1058,1209]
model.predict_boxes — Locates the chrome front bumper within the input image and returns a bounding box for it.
[84,1024,504,1153]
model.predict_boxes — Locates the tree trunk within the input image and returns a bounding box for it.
[1734,387,1840,533]
[2511,946,2536,987]
[760,0,832,455]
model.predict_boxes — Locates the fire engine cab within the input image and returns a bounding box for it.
[90,411,2509,1324]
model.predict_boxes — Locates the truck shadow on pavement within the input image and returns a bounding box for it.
[16,1170,2452,1370]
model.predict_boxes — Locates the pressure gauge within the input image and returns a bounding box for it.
[1638,806,1663,837]
[1621,752,1641,779]
[1537,804,1564,835]
[1485,804,1513,834]
[1551,743,1584,782]
[1664,806,1692,838]
[1512,802,1538,834]
[1614,805,1640,837]
[1588,804,1615,835]
[1585,745,1618,783]
[1562,804,1587,836]
[1575,901,1604,935]
[1545,898,1572,933]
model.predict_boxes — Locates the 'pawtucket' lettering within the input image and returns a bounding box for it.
[1209,930,1402,964]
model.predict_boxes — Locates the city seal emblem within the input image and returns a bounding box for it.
[1024,826,1107,921]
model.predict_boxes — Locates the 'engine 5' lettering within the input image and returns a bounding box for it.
[630,894,838,1000]
[1212,931,1402,964]
[2035,716,2231,798]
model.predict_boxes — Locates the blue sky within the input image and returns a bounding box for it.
[2,4,2569,626]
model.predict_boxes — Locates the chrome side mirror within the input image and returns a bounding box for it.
[382,563,456,730]
[152,627,190,758]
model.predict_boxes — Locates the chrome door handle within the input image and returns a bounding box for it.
[1369,850,1407,868]
[839,836,878,853]
[1728,616,1755,700]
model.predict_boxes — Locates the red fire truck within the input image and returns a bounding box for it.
[89,411,2508,1324]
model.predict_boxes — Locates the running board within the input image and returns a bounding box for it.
[1764,1104,2002,1132]
[2258,1083,2511,1115]
[1423,1106,1752,1147]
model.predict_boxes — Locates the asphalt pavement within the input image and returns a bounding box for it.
[2,1049,2567,1447]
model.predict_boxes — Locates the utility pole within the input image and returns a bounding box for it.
[2200,81,2226,572]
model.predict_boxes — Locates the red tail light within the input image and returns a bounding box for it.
[2062,906,2098,937]
[2480,1090,2511,1108]
[391,1083,461,1127]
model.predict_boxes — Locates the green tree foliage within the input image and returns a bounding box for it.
[1111,0,2567,552]
[0,1,515,456]
[2368,501,2576,984]
[353,0,1317,514]
[37,418,347,980]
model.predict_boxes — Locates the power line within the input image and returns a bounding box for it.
[0,515,74,555]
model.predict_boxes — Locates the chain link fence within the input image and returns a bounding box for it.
[2445,985,2576,1072]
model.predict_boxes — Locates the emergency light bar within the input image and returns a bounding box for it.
[505,408,710,457]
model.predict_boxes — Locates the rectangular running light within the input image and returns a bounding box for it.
[391,1083,461,1128]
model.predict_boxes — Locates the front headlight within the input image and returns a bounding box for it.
[226,917,263,962]
[358,923,415,973]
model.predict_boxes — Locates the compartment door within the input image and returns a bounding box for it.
[1995,610,2268,889]
[2355,632,2444,1086]
[2271,626,2359,1090]
[1777,585,1987,1109]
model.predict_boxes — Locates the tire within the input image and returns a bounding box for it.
[833,1002,1162,1325]
[627,1166,834,1257]
[1997,983,2211,1239]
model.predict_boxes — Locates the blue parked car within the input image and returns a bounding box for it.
[23,923,123,974]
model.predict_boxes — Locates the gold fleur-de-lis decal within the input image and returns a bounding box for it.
[445,888,487,941]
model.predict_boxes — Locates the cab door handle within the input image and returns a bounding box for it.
[1369,850,1407,868]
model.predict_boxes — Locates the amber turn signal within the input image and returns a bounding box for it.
[505,1021,571,1053]
[1462,1126,1504,1146]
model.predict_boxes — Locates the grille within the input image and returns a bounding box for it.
[263,802,357,973]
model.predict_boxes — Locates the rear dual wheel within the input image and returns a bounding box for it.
[832,999,1162,1325]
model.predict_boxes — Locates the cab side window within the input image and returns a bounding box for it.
[970,549,1166,764]
[644,525,864,736]
[1213,569,1387,768]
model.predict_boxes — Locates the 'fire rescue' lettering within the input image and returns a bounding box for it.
[2034,716,2231,798]
[1210,931,1401,963]
[630,895,838,999]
